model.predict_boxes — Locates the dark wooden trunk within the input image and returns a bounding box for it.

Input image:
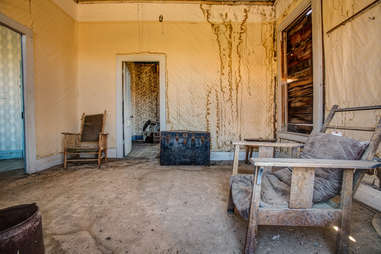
[160,131,210,166]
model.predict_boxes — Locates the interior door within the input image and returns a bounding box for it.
[123,62,133,156]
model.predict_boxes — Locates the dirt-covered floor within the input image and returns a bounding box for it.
[0,159,380,254]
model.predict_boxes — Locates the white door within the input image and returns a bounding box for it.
[123,63,133,156]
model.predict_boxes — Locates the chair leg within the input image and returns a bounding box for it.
[245,147,249,164]
[336,169,353,254]
[104,149,108,162]
[227,186,235,214]
[244,167,262,254]
[64,151,68,169]
[97,150,102,168]
[249,148,253,160]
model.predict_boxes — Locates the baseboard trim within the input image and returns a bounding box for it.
[27,149,250,173]
[28,154,63,174]
[27,148,118,174]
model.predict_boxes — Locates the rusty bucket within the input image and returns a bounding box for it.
[0,203,44,254]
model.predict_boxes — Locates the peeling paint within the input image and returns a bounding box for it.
[201,4,250,150]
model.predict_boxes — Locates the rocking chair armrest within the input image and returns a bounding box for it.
[250,158,380,169]
[98,133,108,149]
[61,132,80,136]
[233,141,303,148]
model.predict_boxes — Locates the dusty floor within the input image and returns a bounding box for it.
[0,159,380,254]
[127,142,160,159]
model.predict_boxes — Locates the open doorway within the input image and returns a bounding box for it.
[0,24,25,173]
[122,61,160,159]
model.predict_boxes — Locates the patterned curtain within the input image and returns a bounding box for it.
[0,25,24,159]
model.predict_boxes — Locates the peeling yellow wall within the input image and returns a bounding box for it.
[77,4,275,152]
[323,0,381,147]
[0,0,78,159]
[275,0,381,153]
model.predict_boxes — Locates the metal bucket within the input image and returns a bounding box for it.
[0,203,44,254]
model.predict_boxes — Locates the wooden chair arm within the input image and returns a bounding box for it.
[250,158,380,169]
[233,141,303,148]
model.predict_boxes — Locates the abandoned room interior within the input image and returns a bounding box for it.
[0,0,380,253]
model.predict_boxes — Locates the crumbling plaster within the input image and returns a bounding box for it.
[77,4,276,152]
[1,0,379,164]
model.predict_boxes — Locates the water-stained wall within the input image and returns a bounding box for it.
[200,5,274,150]
[77,4,276,152]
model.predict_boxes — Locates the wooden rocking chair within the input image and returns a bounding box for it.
[62,111,108,168]
[228,105,381,254]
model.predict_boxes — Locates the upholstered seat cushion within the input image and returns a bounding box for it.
[230,133,367,220]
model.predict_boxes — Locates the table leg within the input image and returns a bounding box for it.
[245,146,250,164]
[233,144,240,175]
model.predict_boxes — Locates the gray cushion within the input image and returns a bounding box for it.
[230,133,368,219]
[301,133,367,202]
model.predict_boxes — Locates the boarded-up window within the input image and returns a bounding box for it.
[282,8,313,134]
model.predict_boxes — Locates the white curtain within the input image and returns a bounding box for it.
[0,25,23,159]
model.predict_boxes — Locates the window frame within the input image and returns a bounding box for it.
[276,0,324,139]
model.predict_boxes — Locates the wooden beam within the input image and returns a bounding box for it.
[289,167,315,208]
[257,208,341,226]
[335,105,381,112]
[250,158,380,169]
[321,104,339,133]
[325,125,375,132]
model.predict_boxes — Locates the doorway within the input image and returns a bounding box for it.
[0,24,25,173]
[116,54,166,159]
[122,61,160,159]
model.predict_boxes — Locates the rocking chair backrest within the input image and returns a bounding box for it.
[80,111,106,142]
[320,105,381,192]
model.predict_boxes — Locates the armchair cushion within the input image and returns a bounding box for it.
[230,133,368,219]
[301,133,367,202]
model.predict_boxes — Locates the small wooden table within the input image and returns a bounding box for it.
[232,141,304,175]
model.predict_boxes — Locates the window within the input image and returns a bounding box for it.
[277,0,324,139]
[282,8,313,134]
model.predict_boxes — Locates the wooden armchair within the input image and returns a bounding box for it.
[62,111,108,168]
[228,105,381,254]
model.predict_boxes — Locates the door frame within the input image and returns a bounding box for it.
[0,13,36,173]
[115,53,167,158]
